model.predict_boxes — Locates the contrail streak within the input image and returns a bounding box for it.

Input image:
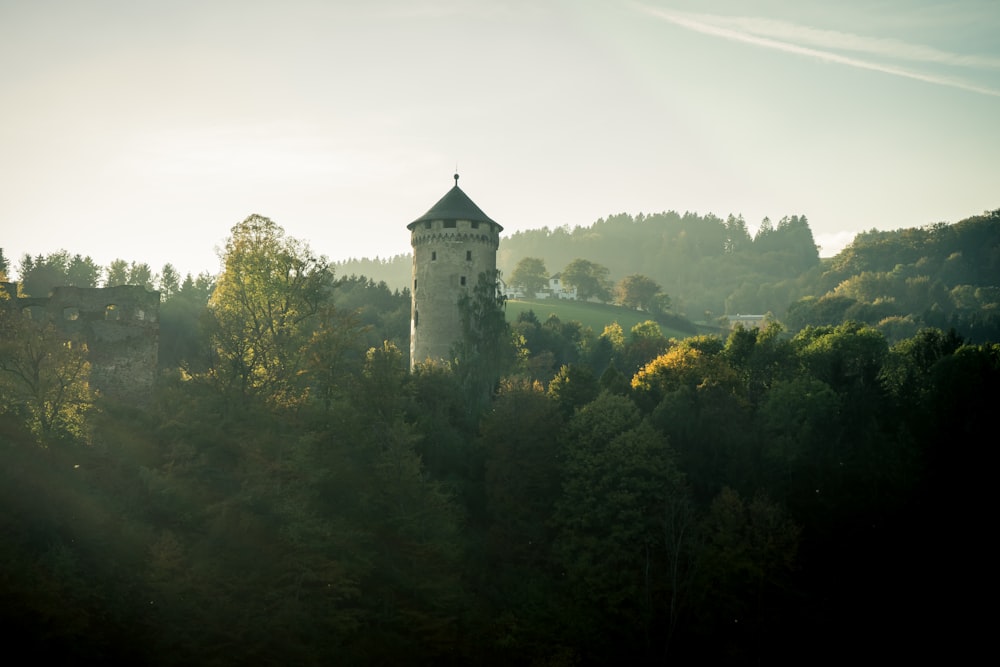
[637,4,1000,97]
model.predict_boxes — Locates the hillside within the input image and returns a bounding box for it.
[506,297,705,340]
[333,207,1000,342]
[788,208,1000,341]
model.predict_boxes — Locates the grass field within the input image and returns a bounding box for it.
[506,298,710,340]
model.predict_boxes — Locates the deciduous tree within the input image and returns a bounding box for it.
[453,269,517,411]
[561,258,613,302]
[207,214,335,404]
[0,304,94,441]
[616,273,665,311]
[553,393,692,660]
[509,256,549,295]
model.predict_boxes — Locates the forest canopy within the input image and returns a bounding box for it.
[1,206,997,664]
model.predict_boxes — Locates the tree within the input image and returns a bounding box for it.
[18,251,70,296]
[693,487,800,661]
[547,363,599,417]
[482,377,564,551]
[178,272,216,304]
[66,254,102,287]
[622,320,670,373]
[756,376,839,499]
[631,338,737,407]
[342,340,467,661]
[723,322,797,405]
[105,259,130,287]
[158,263,180,300]
[725,214,752,253]
[453,269,517,412]
[880,327,962,404]
[0,303,94,440]
[553,393,692,660]
[477,378,566,659]
[207,214,335,404]
[616,273,665,311]
[793,321,888,395]
[128,262,154,290]
[509,257,548,295]
[561,258,613,302]
[754,216,774,245]
[774,215,820,272]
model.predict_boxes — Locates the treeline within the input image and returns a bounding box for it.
[499,211,820,320]
[4,249,216,300]
[787,209,1000,342]
[327,212,821,320]
[327,208,1000,345]
[1,214,993,664]
[332,254,411,292]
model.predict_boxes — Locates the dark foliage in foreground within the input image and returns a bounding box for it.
[2,212,996,664]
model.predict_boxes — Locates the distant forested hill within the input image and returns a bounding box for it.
[334,207,1000,342]
[497,211,820,321]
[790,209,1000,341]
[333,254,410,291]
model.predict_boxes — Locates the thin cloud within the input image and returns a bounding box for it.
[713,15,1000,69]
[637,4,1000,97]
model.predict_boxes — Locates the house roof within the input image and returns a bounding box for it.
[407,174,502,231]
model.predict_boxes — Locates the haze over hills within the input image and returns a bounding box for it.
[332,206,1000,340]
[3,2,997,281]
[3,2,999,661]
[3,202,997,665]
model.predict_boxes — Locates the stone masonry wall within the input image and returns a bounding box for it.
[2,283,160,402]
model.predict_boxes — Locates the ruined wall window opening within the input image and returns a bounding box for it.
[413,279,417,291]
[471,221,479,229]
[431,251,437,261]
[63,307,79,321]
[443,220,457,229]
[460,276,466,286]
[105,304,120,321]
[466,250,472,261]
[424,221,432,229]
[414,311,418,327]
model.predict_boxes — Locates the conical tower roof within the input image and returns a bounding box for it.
[407,174,502,230]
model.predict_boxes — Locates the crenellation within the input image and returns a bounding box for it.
[407,175,503,368]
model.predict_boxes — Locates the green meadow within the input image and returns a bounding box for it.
[505,298,709,340]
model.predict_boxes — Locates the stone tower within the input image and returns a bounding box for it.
[408,174,503,368]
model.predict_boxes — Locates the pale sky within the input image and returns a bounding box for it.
[2,0,998,280]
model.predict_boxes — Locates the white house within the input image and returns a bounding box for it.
[535,273,577,300]
[500,278,524,300]
[727,314,768,330]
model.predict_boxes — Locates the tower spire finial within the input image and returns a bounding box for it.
[454,165,459,187]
